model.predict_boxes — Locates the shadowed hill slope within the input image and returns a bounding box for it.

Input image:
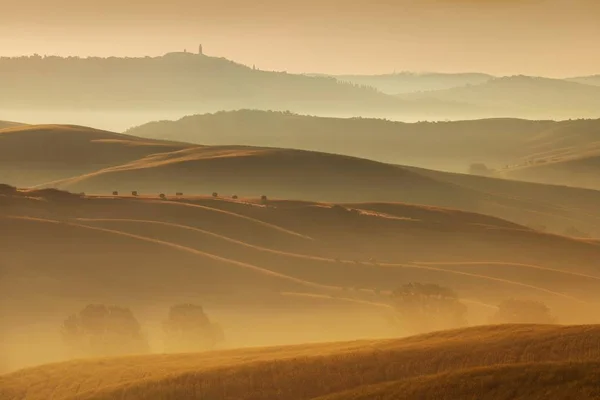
[40,143,600,238]
[3,189,600,308]
[3,187,600,371]
[3,122,600,235]
[0,120,24,129]
[125,110,600,174]
[2,325,600,400]
[49,145,480,208]
[0,124,191,186]
[503,154,600,191]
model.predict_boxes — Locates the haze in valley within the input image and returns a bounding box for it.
[2,1,600,399]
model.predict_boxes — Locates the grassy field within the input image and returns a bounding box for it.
[3,123,600,238]
[1,324,600,399]
[317,362,600,399]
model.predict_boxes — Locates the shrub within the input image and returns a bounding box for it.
[112,191,119,196]
[212,192,218,198]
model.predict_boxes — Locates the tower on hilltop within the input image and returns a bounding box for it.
[199,44,203,55]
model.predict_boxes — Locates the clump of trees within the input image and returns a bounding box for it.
[490,299,556,325]
[61,304,149,358]
[163,304,224,353]
[391,282,467,335]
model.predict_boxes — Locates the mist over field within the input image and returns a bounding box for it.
[2,1,600,399]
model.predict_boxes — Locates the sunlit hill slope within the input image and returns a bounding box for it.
[2,325,600,400]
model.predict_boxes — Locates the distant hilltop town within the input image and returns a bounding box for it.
[171,44,204,56]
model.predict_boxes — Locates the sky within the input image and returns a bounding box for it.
[0,0,599,77]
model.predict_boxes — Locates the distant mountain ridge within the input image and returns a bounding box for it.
[2,54,600,120]
[400,75,600,119]
[568,75,600,87]
[312,72,494,94]
[0,53,475,120]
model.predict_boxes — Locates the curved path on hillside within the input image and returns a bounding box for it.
[72,217,588,303]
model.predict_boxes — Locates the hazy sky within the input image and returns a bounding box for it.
[1,0,599,77]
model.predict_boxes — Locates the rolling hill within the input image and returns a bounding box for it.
[125,110,600,175]
[310,72,494,95]
[0,54,477,121]
[502,153,600,191]
[2,324,600,400]
[3,55,598,122]
[318,362,600,400]
[4,123,600,237]
[42,144,600,238]
[569,75,600,87]
[401,76,600,120]
[0,124,190,186]
[0,120,23,129]
[2,186,600,372]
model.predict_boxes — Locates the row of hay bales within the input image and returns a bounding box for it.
[109,191,268,203]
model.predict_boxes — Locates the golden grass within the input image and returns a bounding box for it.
[2,324,600,400]
[316,361,600,400]
[3,192,600,305]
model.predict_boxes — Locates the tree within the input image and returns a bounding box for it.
[491,299,556,324]
[468,163,492,176]
[391,283,467,334]
[163,304,224,352]
[61,304,149,358]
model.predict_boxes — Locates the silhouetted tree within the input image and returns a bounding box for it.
[468,163,492,176]
[491,299,556,325]
[0,184,17,194]
[260,195,268,204]
[212,192,218,198]
[159,193,166,199]
[61,304,149,358]
[391,283,467,334]
[232,195,239,200]
[564,226,591,238]
[163,304,224,352]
